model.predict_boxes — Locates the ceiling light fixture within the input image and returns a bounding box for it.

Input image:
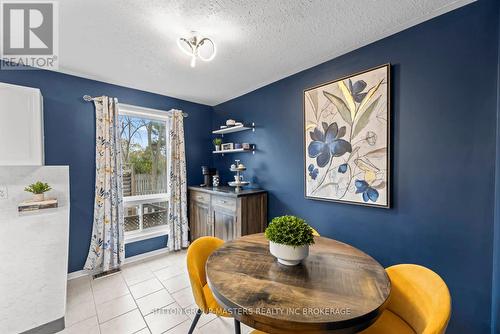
[177,31,216,68]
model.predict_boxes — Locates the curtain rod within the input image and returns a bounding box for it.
[82,95,188,117]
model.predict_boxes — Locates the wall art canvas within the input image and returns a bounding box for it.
[304,64,390,208]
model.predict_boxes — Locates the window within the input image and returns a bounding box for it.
[119,104,169,243]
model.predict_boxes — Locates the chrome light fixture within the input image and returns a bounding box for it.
[177,31,216,68]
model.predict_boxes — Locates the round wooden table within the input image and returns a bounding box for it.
[206,233,391,334]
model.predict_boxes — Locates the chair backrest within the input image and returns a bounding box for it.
[386,264,451,334]
[311,228,320,236]
[186,236,224,313]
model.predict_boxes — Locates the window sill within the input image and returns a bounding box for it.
[125,227,168,244]
[123,193,169,206]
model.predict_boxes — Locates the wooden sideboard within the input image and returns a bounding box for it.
[188,186,267,242]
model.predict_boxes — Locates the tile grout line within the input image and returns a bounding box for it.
[122,271,154,334]
[130,280,165,300]
[143,253,190,333]
[141,300,177,318]
[123,274,155,287]
[140,257,189,333]
[156,301,192,334]
[91,294,136,326]
[99,308,146,333]
[88,274,102,334]
[65,276,100,331]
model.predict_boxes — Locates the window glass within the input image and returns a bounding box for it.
[124,205,140,232]
[120,115,167,196]
[120,111,169,235]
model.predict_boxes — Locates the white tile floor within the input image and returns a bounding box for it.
[59,250,254,334]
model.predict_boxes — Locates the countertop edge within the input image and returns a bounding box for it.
[188,186,267,197]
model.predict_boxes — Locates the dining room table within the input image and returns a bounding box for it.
[205,233,391,334]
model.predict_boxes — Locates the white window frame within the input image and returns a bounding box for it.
[119,103,170,244]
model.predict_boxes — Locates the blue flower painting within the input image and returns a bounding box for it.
[304,65,390,208]
[355,180,379,203]
[338,163,348,174]
[308,122,352,167]
[308,164,319,180]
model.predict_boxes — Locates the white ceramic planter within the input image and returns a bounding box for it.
[269,241,309,266]
[33,193,45,202]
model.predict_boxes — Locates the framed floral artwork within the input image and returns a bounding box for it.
[304,64,390,208]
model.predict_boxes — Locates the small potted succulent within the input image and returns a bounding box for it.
[265,215,315,266]
[213,137,222,151]
[24,181,52,202]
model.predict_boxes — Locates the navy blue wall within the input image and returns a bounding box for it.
[125,235,168,258]
[1,1,499,332]
[213,1,499,333]
[0,67,213,272]
[492,3,500,333]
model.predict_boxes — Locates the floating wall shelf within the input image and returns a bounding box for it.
[213,148,255,155]
[212,123,255,135]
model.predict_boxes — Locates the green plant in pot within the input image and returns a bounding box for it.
[213,137,222,151]
[265,215,315,266]
[24,181,52,202]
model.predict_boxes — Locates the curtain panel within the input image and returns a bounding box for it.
[84,96,125,272]
[166,110,189,250]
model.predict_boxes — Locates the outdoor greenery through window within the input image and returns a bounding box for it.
[119,111,169,235]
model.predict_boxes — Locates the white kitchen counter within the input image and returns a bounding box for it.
[0,166,70,334]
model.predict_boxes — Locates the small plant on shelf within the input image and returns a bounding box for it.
[265,215,315,266]
[213,137,223,151]
[24,181,52,202]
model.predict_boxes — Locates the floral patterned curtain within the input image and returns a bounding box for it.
[166,110,189,250]
[84,96,124,272]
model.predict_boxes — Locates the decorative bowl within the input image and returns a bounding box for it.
[269,241,309,266]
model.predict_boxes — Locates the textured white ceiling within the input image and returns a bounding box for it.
[58,0,474,105]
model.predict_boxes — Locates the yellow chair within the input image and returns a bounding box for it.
[250,264,451,334]
[311,227,320,236]
[361,264,451,334]
[187,236,241,334]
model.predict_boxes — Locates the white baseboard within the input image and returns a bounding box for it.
[123,247,171,266]
[67,269,87,280]
[67,247,171,281]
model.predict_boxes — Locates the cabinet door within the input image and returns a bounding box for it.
[0,82,44,165]
[213,206,238,241]
[189,200,212,241]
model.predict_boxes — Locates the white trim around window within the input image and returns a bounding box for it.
[119,101,171,244]
[124,225,168,244]
[123,194,169,244]
[119,103,172,121]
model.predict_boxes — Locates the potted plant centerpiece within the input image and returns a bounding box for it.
[24,181,52,202]
[265,215,315,266]
[213,137,222,151]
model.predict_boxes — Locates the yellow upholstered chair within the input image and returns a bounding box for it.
[187,236,241,334]
[250,264,450,334]
[311,227,320,236]
[360,264,451,334]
